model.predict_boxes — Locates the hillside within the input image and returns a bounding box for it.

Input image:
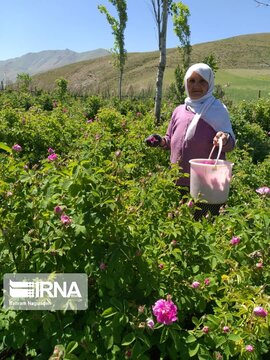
[29,33,270,97]
[0,48,110,83]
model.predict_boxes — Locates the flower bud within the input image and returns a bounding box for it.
[230,236,240,245]
[253,306,268,317]
[245,345,254,352]
[191,281,200,289]
[223,326,230,333]
[202,326,209,333]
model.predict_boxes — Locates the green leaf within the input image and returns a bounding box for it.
[130,340,145,359]
[188,342,200,357]
[101,307,117,318]
[105,335,114,350]
[223,343,233,357]
[105,276,115,289]
[186,334,197,343]
[206,315,220,327]
[169,329,181,352]
[216,337,227,348]
[65,341,78,354]
[137,334,151,349]
[192,316,199,326]
[110,298,123,311]
[74,224,86,236]
[64,355,79,360]
[198,346,211,360]
[192,265,200,274]
[121,333,136,346]
[228,333,242,342]
[0,142,12,153]
[211,256,217,269]
[160,327,169,344]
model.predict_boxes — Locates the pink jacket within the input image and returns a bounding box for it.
[163,105,235,186]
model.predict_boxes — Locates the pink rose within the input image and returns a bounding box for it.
[191,281,200,289]
[54,206,63,214]
[60,214,72,225]
[146,318,155,329]
[253,306,268,317]
[230,236,240,245]
[256,186,270,196]
[152,298,178,325]
[245,345,254,352]
[48,153,58,161]
[99,262,107,270]
[48,148,55,154]
[12,144,22,152]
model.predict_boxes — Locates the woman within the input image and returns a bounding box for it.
[146,63,235,218]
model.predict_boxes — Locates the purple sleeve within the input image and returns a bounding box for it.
[162,111,177,149]
[222,133,235,152]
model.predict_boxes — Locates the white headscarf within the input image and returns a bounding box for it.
[184,63,235,141]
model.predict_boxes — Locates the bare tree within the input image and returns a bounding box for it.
[151,0,169,124]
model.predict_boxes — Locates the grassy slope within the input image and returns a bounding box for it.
[32,33,270,102]
[216,69,270,102]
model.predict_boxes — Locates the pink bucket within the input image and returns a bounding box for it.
[189,140,234,204]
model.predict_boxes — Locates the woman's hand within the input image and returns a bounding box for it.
[145,134,164,147]
[213,131,230,146]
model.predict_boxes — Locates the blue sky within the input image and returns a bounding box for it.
[0,0,269,61]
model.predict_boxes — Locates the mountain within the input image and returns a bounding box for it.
[28,33,270,97]
[0,48,110,83]
[3,33,270,98]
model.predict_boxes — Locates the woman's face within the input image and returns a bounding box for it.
[186,71,209,99]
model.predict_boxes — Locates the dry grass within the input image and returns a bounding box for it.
[32,33,270,100]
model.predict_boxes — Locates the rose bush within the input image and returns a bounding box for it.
[0,91,270,359]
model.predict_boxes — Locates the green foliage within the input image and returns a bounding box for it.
[109,96,154,116]
[16,72,32,92]
[165,64,186,105]
[83,95,104,119]
[55,78,68,100]
[202,54,219,75]
[0,91,270,359]
[98,0,127,99]
[230,99,270,162]
[98,0,127,63]
[167,2,191,106]
[171,2,191,69]
[0,100,87,164]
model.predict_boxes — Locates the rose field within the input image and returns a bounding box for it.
[0,89,270,360]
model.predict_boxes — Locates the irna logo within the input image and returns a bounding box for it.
[4,273,88,310]
[9,279,82,298]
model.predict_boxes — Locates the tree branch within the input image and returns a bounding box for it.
[254,0,270,6]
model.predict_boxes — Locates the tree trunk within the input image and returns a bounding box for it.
[119,69,123,100]
[154,0,168,124]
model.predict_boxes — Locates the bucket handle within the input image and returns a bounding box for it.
[208,137,223,165]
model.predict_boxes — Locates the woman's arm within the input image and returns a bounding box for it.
[213,131,235,152]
